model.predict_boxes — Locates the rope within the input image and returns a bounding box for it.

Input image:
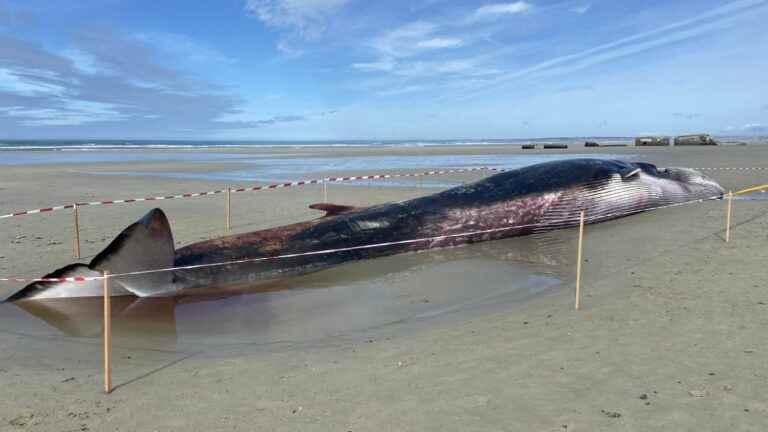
[735,184,768,195]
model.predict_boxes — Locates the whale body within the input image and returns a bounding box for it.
[6,159,723,301]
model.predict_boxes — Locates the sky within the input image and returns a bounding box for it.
[0,0,766,140]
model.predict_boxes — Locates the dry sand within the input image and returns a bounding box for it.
[0,144,767,431]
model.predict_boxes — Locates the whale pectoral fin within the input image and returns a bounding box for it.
[89,208,176,297]
[5,264,130,302]
[629,162,660,176]
[620,167,641,179]
[309,203,358,217]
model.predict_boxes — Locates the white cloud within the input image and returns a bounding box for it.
[473,2,531,19]
[351,19,500,89]
[0,100,128,126]
[359,21,463,68]
[0,67,68,97]
[134,33,235,65]
[354,55,498,79]
[350,56,499,99]
[722,123,767,135]
[371,21,437,58]
[384,21,436,39]
[378,85,425,96]
[61,48,111,75]
[463,0,767,99]
[352,58,396,72]
[535,18,742,79]
[416,37,463,48]
[245,0,351,38]
[126,80,199,97]
[392,59,497,77]
[571,4,591,14]
[215,106,337,126]
[276,39,304,57]
[742,123,767,132]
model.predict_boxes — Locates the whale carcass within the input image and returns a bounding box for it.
[6,159,724,301]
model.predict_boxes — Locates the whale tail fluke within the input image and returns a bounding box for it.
[89,208,176,297]
[6,208,176,301]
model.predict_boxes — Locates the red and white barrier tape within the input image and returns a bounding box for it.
[0,167,502,220]
[0,194,722,284]
[0,276,103,283]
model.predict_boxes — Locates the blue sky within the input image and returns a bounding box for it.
[0,0,766,139]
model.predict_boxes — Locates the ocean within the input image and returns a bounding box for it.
[0,137,633,151]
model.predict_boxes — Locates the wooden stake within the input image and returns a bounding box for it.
[103,271,112,394]
[226,186,232,233]
[575,211,585,310]
[73,204,81,259]
[725,190,733,243]
[323,180,328,202]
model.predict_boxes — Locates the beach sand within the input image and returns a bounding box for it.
[1,144,767,431]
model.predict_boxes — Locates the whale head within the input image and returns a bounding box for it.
[633,163,725,198]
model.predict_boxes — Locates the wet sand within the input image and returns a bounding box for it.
[1,143,767,431]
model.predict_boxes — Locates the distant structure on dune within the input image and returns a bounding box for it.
[634,136,670,146]
[674,133,719,146]
[584,141,628,148]
[633,133,720,146]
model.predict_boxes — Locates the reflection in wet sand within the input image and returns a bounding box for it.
[11,296,178,349]
[3,230,574,353]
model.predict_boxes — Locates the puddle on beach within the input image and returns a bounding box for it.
[0,232,572,356]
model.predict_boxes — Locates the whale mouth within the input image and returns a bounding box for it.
[627,162,724,197]
[657,167,725,196]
